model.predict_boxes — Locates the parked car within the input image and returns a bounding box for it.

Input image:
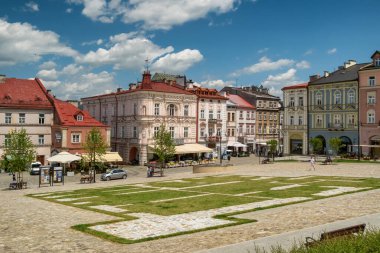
[101,169,128,181]
[30,162,42,175]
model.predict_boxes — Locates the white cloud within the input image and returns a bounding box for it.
[327,48,337,54]
[66,8,73,13]
[231,56,294,76]
[304,49,313,55]
[151,49,203,73]
[67,0,238,30]
[37,69,58,81]
[258,48,269,54]
[296,60,310,69]
[194,79,234,88]
[0,19,78,66]
[61,64,84,75]
[39,61,57,70]
[81,39,104,46]
[24,1,39,12]
[262,68,297,86]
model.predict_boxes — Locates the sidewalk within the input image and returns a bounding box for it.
[197,213,380,253]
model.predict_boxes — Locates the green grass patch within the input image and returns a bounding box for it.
[333,159,380,164]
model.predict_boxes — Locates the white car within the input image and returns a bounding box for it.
[30,162,42,175]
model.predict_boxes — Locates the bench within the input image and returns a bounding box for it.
[9,181,27,190]
[80,175,93,183]
[322,157,333,165]
[305,223,366,247]
[261,158,270,164]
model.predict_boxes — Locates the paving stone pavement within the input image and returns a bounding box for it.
[1,160,380,253]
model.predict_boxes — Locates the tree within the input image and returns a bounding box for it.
[153,125,175,176]
[266,139,278,162]
[310,137,323,155]
[329,137,343,157]
[1,129,36,189]
[83,127,108,182]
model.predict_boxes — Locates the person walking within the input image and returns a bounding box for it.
[309,156,316,171]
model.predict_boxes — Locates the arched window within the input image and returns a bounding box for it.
[367,110,375,123]
[347,90,355,104]
[142,106,146,116]
[334,90,341,104]
[316,92,322,105]
[133,103,137,115]
[169,104,175,116]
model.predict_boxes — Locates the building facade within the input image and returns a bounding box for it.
[0,77,53,165]
[358,51,380,157]
[308,61,368,154]
[225,93,256,152]
[282,83,308,155]
[82,71,198,165]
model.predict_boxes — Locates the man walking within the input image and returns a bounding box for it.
[309,156,316,171]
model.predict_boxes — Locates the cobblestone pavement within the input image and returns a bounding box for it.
[1,159,379,253]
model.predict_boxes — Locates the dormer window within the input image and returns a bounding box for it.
[375,58,380,67]
[76,114,83,121]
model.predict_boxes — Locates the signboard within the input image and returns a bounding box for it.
[39,166,51,187]
[53,167,63,183]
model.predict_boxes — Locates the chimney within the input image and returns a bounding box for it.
[0,74,5,83]
[129,83,137,90]
[141,71,151,88]
[309,74,320,82]
[117,88,122,92]
[323,71,329,77]
[220,91,227,97]
[47,89,52,94]
[344,60,356,69]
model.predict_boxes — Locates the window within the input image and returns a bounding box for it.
[334,114,342,124]
[133,103,137,115]
[154,103,160,116]
[348,90,355,104]
[368,94,376,104]
[298,116,303,125]
[263,113,267,120]
[184,105,189,117]
[258,112,262,120]
[19,113,25,124]
[375,58,380,67]
[200,128,205,137]
[290,116,294,125]
[4,134,11,147]
[258,124,262,134]
[71,133,80,143]
[200,109,205,119]
[251,111,255,119]
[316,115,322,126]
[238,125,243,134]
[258,101,262,107]
[334,90,341,104]
[38,135,44,145]
[369,76,375,87]
[239,111,243,119]
[227,128,231,136]
[316,92,322,105]
[184,127,189,138]
[246,111,250,119]
[231,128,235,136]
[169,104,175,116]
[208,128,213,136]
[217,128,221,136]
[76,114,83,121]
[348,114,355,125]
[169,127,175,138]
[154,127,159,137]
[133,126,138,138]
[217,110,221,120]
[367,110,375,123]
[209,110,214,119]
[39,114,45,124]
[289,97,295,107]
[227,112,231,121]
[5,113,11,124]
[298,97,304,106]
[269,114,273,120]
[231,113,235,121]
[121,126,125,138]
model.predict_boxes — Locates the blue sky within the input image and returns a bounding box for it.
[0,0,379,99]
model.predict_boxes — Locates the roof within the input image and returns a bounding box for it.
[53,99,106,127]
[152,73,180,81]
[187,87,228,100]
[281,82,308,91]
[82,72,194,100]
[371,50,380,59]
[0,77,53,109]
[227,94,255,109]
[309,63,369,85]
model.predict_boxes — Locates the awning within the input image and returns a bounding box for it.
[227,141,247,148]
[149,144,213,154]
[82,152,123,162]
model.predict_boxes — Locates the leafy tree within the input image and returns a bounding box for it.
[1,129,36,189]
[329,137,344,157]
[83,127,108,182]
[267,139,278,161]
[153,125,175,175]
[310,137,323,155]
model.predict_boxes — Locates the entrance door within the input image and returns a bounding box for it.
[37,155,45,165]
[290,139,303,154]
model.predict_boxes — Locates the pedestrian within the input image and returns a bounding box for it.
[309,156,316,171]
[12,173,16,182]
[227,155,231,162]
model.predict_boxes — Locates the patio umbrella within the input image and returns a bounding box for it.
[47,152,82,175]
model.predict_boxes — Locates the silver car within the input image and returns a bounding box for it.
[101,169,128,181]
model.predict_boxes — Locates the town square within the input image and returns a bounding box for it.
[1,0,380,252]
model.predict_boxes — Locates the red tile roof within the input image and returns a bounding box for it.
[227,94,255,109]
[53,99,106,127]
[187,87,228,100]
[281,82,308,91]
[0,77,53,109]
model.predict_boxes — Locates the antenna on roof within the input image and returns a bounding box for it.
[144,58,150,73]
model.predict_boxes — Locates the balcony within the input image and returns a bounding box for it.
[284,125,307,130]
[327,123,343,130]
[208,118,222,124]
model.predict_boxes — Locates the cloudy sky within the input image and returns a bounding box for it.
[1,0,379,99]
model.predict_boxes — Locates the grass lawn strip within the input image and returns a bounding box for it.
[90,197,309,240]
[313,186,371,196]
[118,189,163,195]
[150,193,214,203]
[56,196,98,202]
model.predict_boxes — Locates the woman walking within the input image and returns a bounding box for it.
[309,156,316,171]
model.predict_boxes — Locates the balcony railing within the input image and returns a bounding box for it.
[283,125,307,130]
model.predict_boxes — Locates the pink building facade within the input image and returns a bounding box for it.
[358,51,380,157]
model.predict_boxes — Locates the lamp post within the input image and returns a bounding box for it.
[219,132,222,165]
